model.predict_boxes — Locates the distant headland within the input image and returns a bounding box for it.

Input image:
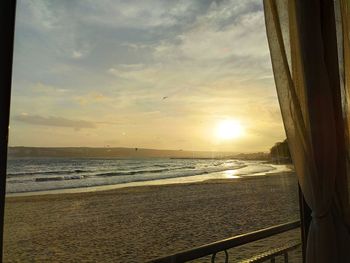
[8,140,291,162]
[7,146,269,160]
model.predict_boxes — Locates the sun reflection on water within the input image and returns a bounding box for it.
[223,169,241,179]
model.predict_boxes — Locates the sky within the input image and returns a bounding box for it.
[9,0,286,152]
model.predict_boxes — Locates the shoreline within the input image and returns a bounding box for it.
[5,171,294,198]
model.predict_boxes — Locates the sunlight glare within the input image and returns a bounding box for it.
[223,169,241,179]
[216,120,244,140]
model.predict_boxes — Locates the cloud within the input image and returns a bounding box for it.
[107,63,146,77]
[31,82,69,94]
[72,50,83,59]
[73,92,109,106]
[13,114,96,130]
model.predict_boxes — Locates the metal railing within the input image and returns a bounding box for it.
[241,241,300,263]
[149,220,301,263]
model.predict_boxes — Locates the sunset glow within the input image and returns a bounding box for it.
[216,120,244,140]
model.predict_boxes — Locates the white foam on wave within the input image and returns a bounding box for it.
[6,159,293,195]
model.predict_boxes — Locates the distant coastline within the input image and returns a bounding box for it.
[7,146,270,160]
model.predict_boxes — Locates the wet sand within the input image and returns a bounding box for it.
[3,173,301,262]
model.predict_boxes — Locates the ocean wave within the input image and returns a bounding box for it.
[8,164,248,193]
[35,175,85,182]
[7,169,89,177]
[14,164,245,185]
[7,159,283,193]
[93,164,245,180]
[95,166,196,177]
[97,168,171,177]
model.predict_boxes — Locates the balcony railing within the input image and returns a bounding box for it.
[149,220,301,263]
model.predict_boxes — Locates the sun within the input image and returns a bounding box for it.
[216,120,244,140]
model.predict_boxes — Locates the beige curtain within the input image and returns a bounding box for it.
[340,0,350,216]
[263,0,350,262]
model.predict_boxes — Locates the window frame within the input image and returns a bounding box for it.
[0,0,17,261]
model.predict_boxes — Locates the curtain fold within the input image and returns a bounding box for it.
[340,0,350,228]
[263,0,350,262]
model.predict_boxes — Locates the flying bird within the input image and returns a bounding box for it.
[162,86,190,101]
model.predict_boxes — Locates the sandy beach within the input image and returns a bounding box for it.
[3,172,301,262]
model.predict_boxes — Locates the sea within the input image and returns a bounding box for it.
[6,158,292,194]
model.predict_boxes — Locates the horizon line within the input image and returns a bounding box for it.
[8,146,269,154]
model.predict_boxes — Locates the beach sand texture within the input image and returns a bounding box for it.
[4,173,301,262]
